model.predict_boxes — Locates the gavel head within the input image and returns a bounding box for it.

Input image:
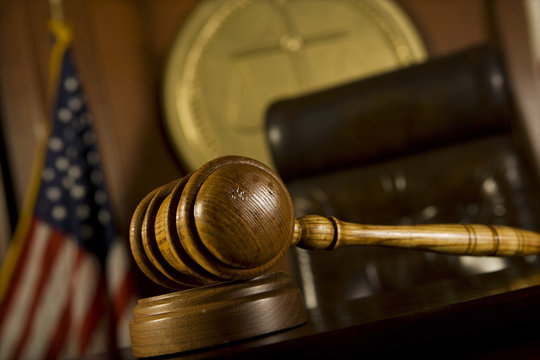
[129,156,295,288]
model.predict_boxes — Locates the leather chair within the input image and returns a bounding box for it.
[265,45,540,316]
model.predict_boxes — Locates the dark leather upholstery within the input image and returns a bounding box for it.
[265,45,540,314]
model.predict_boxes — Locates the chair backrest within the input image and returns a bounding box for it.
[266,44,540,230]
[265,45,540,313]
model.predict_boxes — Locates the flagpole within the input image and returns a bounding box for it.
[48,0,63,22]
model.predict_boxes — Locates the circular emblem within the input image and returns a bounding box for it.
[163,0,426,170]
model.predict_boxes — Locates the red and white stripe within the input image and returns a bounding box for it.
[106,237,136,349]
[0,218,135,359]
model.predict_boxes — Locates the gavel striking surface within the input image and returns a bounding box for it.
[130,272,306,358]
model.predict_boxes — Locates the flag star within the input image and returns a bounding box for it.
[71,184,86,199]
[68,166,82,179]
[83,131,95,146]
[66,146,78,158]
[91,170,103,185]
[76,204,90,220]
[52,205,67,220]
[94,190,107,205]
[98,209,111,224]
[73,118,84,132]
[80,113,92,126]
[58,108,73,122]
[49,137,64,152]
[63,127,76,141]
[81,225,93,240]
[68,96,83,111]
[42,167,55,181]
[62,176,74,190]
[46,187,62,202]
[56,157,70,172]
[87,151,99,165]
[64,77,79,92]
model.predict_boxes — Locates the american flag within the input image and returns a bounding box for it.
[0,20,136,359]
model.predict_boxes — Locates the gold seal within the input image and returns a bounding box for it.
[163,0,426,171]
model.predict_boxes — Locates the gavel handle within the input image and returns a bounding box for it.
[293,215,540,256]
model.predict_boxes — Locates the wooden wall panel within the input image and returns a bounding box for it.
[0,1,49,211]
[495,0,540,179]
[64,1,180,232]
[397,0,488,55]
[0,0,198,237]
[1,0,539,294]
[0,0,492,237]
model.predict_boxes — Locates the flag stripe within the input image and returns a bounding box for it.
[0,220,51,360]
[84,317,108,356]
[45,294,72,360]
[18,232,78,360]
[79,273,107,354]
[68,251,102,357]
[106,239,135,348]
[44,248,84,360]
[13,225,65,359]
[0,220,38,325]
[106,239,135,346]
[72,251,101,351]
[113,270,135,326]
[112,270,136,348]
[116,296,136,348]
[106,240,129,294]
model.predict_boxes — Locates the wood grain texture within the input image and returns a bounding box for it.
[396,0,488,55]
[131,174,221,288]
[130,155,540,289]
[129,156,294,288]
[129,272,307,358]
[129,182,180,289]
[177,156,295,281]
[143,176,220,287]
[293,215,540,256]
[153,174,218,285]
[4,0,535,297]
[0,0,490,228]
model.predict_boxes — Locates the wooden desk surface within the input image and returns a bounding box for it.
[118,265,540,359]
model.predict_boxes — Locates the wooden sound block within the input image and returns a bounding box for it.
[130,272,307,358]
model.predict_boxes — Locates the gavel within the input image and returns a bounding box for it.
[130,155,540,289]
